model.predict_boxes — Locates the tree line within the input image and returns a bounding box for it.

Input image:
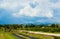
[0,24,60,33]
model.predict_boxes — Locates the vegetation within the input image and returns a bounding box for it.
[0,24,60,33]
[0,24,60,39]
[0,31,18,39]
[18,31,54,39]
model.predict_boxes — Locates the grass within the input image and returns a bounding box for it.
[0,31,18,39]
[22,29,60,34]
[18,30,54,39]
[0,30,58,39]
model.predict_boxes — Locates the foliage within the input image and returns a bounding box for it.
[0,24,60,33]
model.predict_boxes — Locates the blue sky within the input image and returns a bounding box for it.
[0,0,60,24]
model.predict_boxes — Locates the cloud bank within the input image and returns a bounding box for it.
[0,0,60,24]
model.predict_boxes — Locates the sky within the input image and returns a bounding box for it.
[0,0,60,24]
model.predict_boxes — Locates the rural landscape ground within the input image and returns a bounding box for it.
[0,24,60,39]
[0,0,60,39]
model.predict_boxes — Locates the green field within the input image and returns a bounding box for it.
[18,30,54,39]
[0,31,18,39]
[0,30,54,39]
[0,24,60,39]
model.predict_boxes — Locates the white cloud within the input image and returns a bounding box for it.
[0,1,18,10]
[1,0,60,18]
[46,11,53,18]
[12,3,41,17]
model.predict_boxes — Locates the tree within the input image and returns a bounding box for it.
[51,24,56,27]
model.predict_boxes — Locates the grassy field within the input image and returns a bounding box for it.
[0,31,18,39]
[18,30,54,39]
[0,30,59,39]
[0,24,60,39]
